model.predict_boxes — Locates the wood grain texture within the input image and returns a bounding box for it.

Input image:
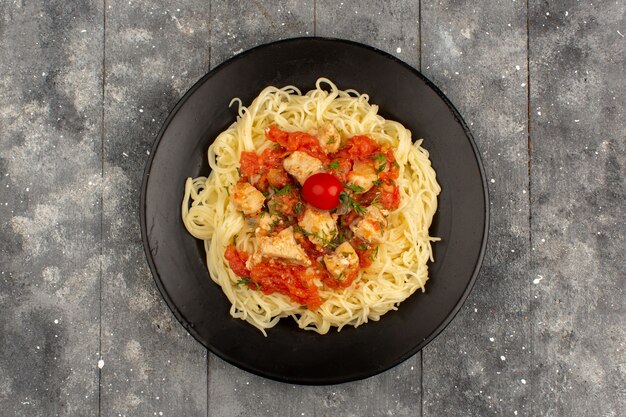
[316,0,420,68]
[420,0,532,415]
[0,0,623,415]
[0,1,103,415]
[100,1,210,416]
[210,0,314,68]
[528,1,625,414]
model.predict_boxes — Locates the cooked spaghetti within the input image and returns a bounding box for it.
[182,78,440,335]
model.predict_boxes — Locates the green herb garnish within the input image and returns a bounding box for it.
[328,160,340,170]
[294,201,304,215]
[370,192,382,207]
[374,153,387,164]
[236,278,261,290]
[273,184,293,196]
[339,191,366,215]
[370,245,379,261]
[343,183,365,193]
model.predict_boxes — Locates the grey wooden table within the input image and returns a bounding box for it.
[1,0,624,416]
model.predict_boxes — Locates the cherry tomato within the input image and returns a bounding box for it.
[301,173,344,210]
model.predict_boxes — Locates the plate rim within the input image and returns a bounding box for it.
[139,36,490,385]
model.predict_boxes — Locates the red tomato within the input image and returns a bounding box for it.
[301,173,344,210]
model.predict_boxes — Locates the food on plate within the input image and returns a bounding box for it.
[182,78,440,335]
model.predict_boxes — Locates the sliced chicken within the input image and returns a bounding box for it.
[347,161,377,193]
[255,212,282,237]
[283,151,324,185]
[350,205,388,244]
[323,242,359,280]
[298,205,338,247]
[246,226,311,269]
[316,123,341,154]
[231,182,265,216]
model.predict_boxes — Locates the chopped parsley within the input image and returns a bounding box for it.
[328,160,340,170]
[376,161,387,174]
[343,183,365,193]
[359,243,368,251]
[372,179,383,187]
[236,278,261,290]
[370,192,382,207]
[374,153,387,165]
[268,218,281,230]
[294,225,342,249]
[370,245,379,261]
[294,201,304,215]
[273,183,293,196]
[339,191,366,215]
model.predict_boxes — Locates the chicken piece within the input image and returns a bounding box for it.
[283,151,324,185]
[298,205,338,247]
[246,226,311,269]
[323,242,359,280]
[231,182,265,216]
[255,212,281,237]
[347,161,377,193]
[350,205,388,244]
[317,123,341,154]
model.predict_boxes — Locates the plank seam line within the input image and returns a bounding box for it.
[418,1,423,415]
[525,0,534,414]
[207,0,212,415]
[98,0,107,416]
[418,0,422,72]
[208,0,212,71]
[313,0,316,36]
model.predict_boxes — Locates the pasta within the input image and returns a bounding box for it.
[182,78,440,335]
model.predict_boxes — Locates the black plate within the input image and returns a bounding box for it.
[141,37,488,385]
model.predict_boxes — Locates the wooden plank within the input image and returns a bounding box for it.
[100,1,210,415]
[0,1,103,415]
[420,0,532,415]
[207,1,422,416]
[317,0,420,68]
[210,0,314,67]
[209,355,420,417]
[528,1,625,414]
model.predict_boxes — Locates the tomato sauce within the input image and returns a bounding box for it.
[268,187,301,217]
[336,135,380,161]
[228,125,402,309]
[250,260,322,309]
[224,245,251,278]
[326,158,352,182]
[239,152,260,179]
[266,125,328,162]
[321,267,359,290]
[352,239,375,268]
[360,183,401,210]
[377,149,400,182]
